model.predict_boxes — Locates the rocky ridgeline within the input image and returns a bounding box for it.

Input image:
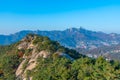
[15,34,77,80]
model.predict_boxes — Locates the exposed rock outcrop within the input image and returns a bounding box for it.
[15,34,75,80]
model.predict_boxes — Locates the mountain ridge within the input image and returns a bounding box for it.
[0,27,120,50]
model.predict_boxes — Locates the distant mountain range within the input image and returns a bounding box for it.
[1,27,120,50]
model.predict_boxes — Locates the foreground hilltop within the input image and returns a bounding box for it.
[1,27,120,50]
[0,34,82,80]
[0,34,120,80]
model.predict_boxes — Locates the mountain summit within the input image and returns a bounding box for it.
[0,34,82,80]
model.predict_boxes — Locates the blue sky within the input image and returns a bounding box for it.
[0,0,120,34]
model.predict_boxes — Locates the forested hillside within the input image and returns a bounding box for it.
[0,34,120,80]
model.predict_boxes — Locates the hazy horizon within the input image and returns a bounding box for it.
[0,27,120,35]
[0,0,120,34]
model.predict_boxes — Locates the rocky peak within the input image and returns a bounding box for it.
[18,34,36,50]
[66,27,88,33]
[15,34,79,80]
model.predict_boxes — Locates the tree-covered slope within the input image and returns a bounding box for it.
[0,34,120,80]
